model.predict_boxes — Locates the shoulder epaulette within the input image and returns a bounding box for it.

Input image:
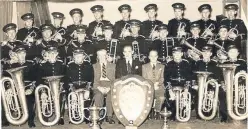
[33,26,39,29]
[182,59,189,63]
[238,59,246,62]
[26,60,34,63]
[211,59,217,62]
[139,35,145,38]
[57,60,63,63]
[40,60,46,64]
[221,18,228,21]
[86,39,92,42]
[68,61,74,65]
[16,40,22,42]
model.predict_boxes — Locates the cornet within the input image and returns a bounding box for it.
[201,23,215,39]
[180,39,203,59]
[119,23,131,40]
[92,22,103,39]
[177,22,186,39]
[227,25,239,41]
[50,28,66,40]
[149,25,159,40]
[23,30,37,43]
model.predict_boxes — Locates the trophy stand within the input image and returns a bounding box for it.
[84,106,106,129]
[160,107,172,129]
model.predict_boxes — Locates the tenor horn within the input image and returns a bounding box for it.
[0,66,29,125]
[195,71,220,120]
[35,75,63,126]
[218,64,248,120]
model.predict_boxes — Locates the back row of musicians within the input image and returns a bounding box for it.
[1,2,247,128]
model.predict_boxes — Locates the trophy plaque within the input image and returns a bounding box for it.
[112,75,154,129]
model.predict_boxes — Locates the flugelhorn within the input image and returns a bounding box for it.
[0,66,29,125]
[201,23,215,39]
[218,64,248,120]
[119,23,131,39]
[195,71,220,120]
[35,75,63,126]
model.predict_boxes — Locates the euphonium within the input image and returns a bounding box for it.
[0,66,29,125]
[218,64,248,120]
[195,71,220,120]
[35,75,63,126]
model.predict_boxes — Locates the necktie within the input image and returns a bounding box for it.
[127,61,132,74]
[152,64,156,80]
[102,63,107,78]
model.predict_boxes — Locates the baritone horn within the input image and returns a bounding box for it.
[218,64,248,120]
[195,71,220,120]
[0,66,29,125]
[35,75,63,126]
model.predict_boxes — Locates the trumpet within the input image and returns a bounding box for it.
[227,25,239,41]
[35,76,63,126]
[149,25,158,40]
[177,22,186,39]
[92,22,103,39]
[218,64,248,120]
[23,30,37,43]
[201,23,215,39]
[108,39,118,63]
[119,23,131,40]
[0,66,29,125]
[195,71,220,120]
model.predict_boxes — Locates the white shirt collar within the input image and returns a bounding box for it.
[126,59,132,65]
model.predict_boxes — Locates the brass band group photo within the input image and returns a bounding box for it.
[0,1,247,129]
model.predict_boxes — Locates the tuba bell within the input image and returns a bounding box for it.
[218,64,248,120]
[35,75,63,126]
[195,71,220,120]
[0,66,29,125]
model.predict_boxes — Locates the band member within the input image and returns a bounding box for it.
[164,47,191,120]
[142,50,165,119]
[113,4,132,39]
[221,4,247,40]
[67,8,85,39]
[87,5,111,41]
[67,26,94,63]
[37,46,66,125]
[16,13,41,42]
[93,49,115,124]
[195,4,217,37]
[168,3,190,38]
[122,19,147,61]
[152,24,175,64]
[141,4,163,40]
[7,46,37,127]
[1,23,22,61]
[115,45,142,78]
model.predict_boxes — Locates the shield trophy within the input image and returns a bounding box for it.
[112,75,154,129]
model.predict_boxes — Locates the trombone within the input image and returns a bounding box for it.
[119,23,131,40]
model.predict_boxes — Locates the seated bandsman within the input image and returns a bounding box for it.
[141,4,163,40]
[1,23,22,62]
[164,47,191,120]
[93,49,115,124]
[67,25,94,63]
[37,46,66,125]
[142,50,165,119]
[7,46,37,127]
[168,3,190,38]
[122,19,147,62]
[152,24,175,64]
[115,45,142,79]
[114,4,132,39]
[87,5,111,41]
[67,8,86,39]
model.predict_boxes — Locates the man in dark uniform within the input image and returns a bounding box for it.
[195,4,217,38]
[87,5,111,41]
[152,24,176,64]
[67,26,94,63]
[168,3,190,39]
[113,4,132,39]
[7,46,37,127]
[67,8,86,39]
[141,4,163,40]
[164,47,191,120]
[122,19,147,62]
[1,23,22,61]
[97,23,120,63]
[37,46,66,125]
[115,45,142,79]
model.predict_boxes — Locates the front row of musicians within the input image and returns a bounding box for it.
[2,43,247,127]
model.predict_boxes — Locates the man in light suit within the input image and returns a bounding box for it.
[115,45,142,79]
[142,49,165,119]
[93,49,115,124]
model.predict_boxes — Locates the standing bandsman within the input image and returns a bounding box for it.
[93,49,116,124]
[141,4,163,40]
[152,24,175,64]
[113,4,132,39]
[87,5,111,41]
[67,8,86,39]
[168,3,190,39]
[195,4,217,38]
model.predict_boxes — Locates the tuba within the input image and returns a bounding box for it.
[195,71,220,120]
[109,39,118,63]
[218,64,248,120]
[35,75,63,126]
[0,66,29,125]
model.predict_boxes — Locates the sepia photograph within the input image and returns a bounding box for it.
[0,0,247,129]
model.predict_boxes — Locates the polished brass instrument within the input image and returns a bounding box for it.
[218,64,248,120]
[109,39,118,63]
[50,28,66,40]
[70,30,77,38]
[227,25,239,41]
[195,71,220,120]
[207,39,228,58]
[119,23,131,39]
[149,25,158,40]
[92,22,103,39]
[23,30,37,43]
[0,66,29,125]
[177,22,186,39]
[132,41,144,62]
[201,23,215,39]
[180,39,203,60]
[35,76,63,126]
